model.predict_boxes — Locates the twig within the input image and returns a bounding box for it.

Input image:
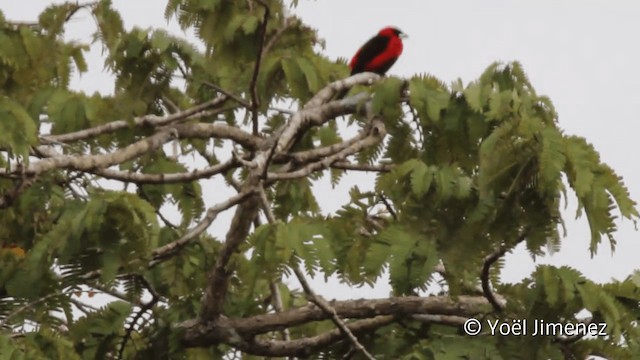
[117,275,161,360]
[87,283,144,307]
[156,208,178,230]
[94,158,239,184]
[200,80,252,109]
[149,190,255,267]
[274,130,368,165]
[481,245,508,313]
[263,16,294,55]
[1,288,99,327]
[1,292,66,326]
[249,0,271,135]
[268,122,386,181]
[378,193,398,221]
[480,228,528,312]
[269,281,293,345]
[257,183,276,223]
[291,266,377,360]
[69,298,97,314]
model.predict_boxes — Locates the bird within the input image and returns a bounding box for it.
[349,26,407,76]
[337,26,407,98]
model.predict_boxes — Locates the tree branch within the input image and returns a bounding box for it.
[481,228,529,312]
[180,295,492,348]
[10,129,177,176]
[304,72,380,109]
[274,129,369,165]
[149,189,256,268]
[223,316,394,358]
[200,178,262,320]
[258,75,377,163]
[199,80,252,109]
[174,123,264,150]
[40,95,228,144]
[249,0,270,136]
[263,16,294,56]
[268,119,386,181]
[330,161,393,173]
[292,266,376,360]
[411,314,468,327]
[94,158,239,184]
[118,275,161,360]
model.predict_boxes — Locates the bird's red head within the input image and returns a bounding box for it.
[378,26,408,39]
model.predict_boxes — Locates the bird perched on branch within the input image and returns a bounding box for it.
[337,26,407,98]
[349,26,407,76]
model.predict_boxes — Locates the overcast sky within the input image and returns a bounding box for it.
[4,1,639,299]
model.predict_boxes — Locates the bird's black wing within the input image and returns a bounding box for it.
[350,35,391,75]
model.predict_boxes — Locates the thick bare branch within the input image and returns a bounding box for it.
[181,295,492,347]
[269,119,386,181]
[174,122,263,150]
[411,314,468,327]
[41,95,228,144]
[7,129,177,176]
[276,90,374,155]
[200,178,262,320]
[304,72,380,109]
[224,316,394,358]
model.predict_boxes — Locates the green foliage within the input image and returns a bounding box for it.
[138,156,204,226]
[67,301,132,359]
[0,97,37,159]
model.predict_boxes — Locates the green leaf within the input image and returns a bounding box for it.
[538,127,566,195]
[296,56,320,92]
[47,91,88,135]
[410,161,433,197]
[0,97,38,159]
[371,76,403,122]
[281,57,307,100]
[463,81,488,112]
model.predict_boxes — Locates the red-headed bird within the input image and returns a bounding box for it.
[349,26,407,76]
[337,27,406,99]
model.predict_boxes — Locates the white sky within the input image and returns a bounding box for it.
[4,1,639,300]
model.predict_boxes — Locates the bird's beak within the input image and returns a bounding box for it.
[399,32,408,39]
